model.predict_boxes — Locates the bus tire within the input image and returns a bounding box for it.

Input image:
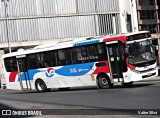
[122,82,133,87]
[35,80,48,92]
[97,75,112,89]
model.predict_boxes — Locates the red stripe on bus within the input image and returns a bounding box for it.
[9,72,18,82]
[103,36,126,43]
[126,58,136,69]
[93,61,110,74]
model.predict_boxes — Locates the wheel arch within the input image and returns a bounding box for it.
[96,72,111,85]
[35,78,50,92]
[96,72,110,81]
[34,78,48,89]
[35,78,43,86]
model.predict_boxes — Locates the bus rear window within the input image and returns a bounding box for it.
[4,57,18,72]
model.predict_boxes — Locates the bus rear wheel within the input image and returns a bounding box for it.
[35,80,48,92]
[97,75,112,89]
[122,82,133,87]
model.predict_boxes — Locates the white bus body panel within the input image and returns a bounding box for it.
[123,63,158,82]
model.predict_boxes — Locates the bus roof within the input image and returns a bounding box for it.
[2,31,150,58]
[122,31,150,36]
[2,37,104,58]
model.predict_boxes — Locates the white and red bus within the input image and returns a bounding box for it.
[2,31,158,92]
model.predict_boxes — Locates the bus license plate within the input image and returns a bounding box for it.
[147,73,152,77]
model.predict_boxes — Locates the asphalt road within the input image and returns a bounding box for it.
[0,78,160,117]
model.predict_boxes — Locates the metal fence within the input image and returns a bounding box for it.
[0,0,120,43]
[0,0,119,17]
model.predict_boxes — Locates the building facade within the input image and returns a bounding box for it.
[134,0,159,34]
[0,0,133,77]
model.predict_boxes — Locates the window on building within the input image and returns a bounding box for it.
[140,11,147,19]
[127,15,132,32]
[148,10,154,19]
[149,0,155,5]
[140,10,156,20]
[158,0,160,19]
[97,14,113,35]
[141,24,157,33]
[139,0,143,5]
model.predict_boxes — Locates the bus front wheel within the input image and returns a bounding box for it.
[97,75,112,89]
[35,80,48,92]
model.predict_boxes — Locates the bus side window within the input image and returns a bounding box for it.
[70,48,78,64]
[87,45,98,62]
[75,48,82,63]
[42,60,49,68]
[42,51,56,67]
[77,52,82,62]
[27,53,40,69]
[56,49,70,66]
[70,47,83,64]
[4,57,18,72]
[74,47,86,63]
[97,43,107,61]
[65,49,72,65]
[50,51,57,67]
[36,53,44,68]
[58,50,64,66]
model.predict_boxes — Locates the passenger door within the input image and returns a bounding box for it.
[106,41,127,82]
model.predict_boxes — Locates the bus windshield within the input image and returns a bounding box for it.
[127,40,155,65]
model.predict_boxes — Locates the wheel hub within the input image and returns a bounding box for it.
[37,83,43,90]
[101,78,108,85]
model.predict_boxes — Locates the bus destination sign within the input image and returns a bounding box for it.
[127,33,151,41]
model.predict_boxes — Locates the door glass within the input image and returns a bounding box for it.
[107,42,123,79]
[17,58,31,90]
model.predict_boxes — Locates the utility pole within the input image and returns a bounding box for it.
[2,0,11,53]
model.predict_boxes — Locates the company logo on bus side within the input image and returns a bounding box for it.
[45,68,55,77]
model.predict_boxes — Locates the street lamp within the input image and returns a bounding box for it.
[1,0,11,53]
